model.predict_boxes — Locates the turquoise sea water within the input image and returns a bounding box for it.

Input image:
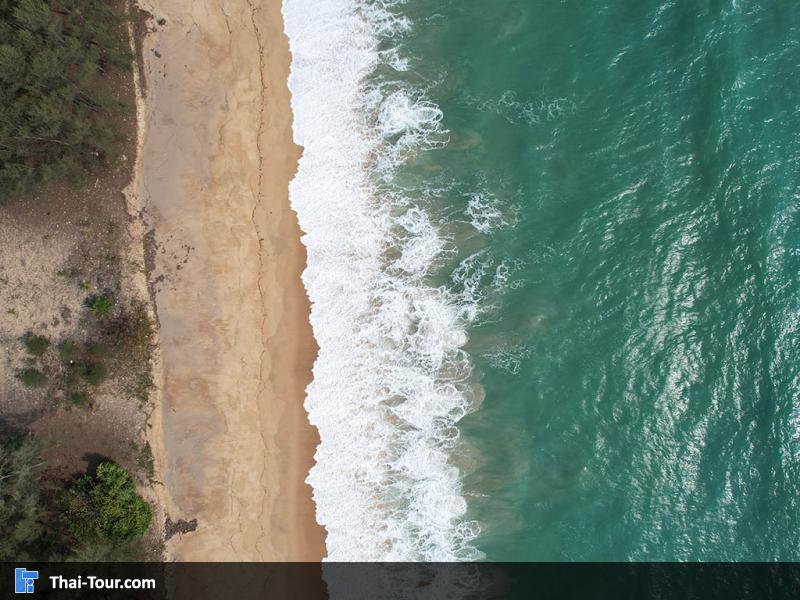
[369,0,800,560]
[286,0,799,560]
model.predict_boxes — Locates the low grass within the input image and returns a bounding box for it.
[18,368,47,388]
[68,392,89,408]
[24,335,49,357]
[80,363,107,387]
[57,341,80,362]
[88,295,114,318]
[136,442,155,481]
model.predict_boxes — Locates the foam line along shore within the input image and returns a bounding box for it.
[284,0,484,560]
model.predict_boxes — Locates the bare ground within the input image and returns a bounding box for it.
[0,6,164,559]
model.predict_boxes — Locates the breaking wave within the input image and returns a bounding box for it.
[283,0,484,560]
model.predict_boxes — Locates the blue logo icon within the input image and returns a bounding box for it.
[15,568,38,594]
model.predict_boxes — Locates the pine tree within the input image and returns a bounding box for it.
[0,435,48,560]
[0,0,131,196]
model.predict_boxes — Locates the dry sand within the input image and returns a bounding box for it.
[136,0,325,560]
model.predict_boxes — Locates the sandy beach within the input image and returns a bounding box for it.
[136,0,324,560]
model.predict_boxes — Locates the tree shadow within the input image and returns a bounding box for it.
[77,452,113,479]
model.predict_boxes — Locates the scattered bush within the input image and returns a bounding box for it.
[57,341,80,362]
[102,301,154,358]
[80,362,107,387]
[62,462,152,543]
[24,334,49,357]
[18,368,47,388]
[67,539,145,562]
[85,343,107,361]
[131,373,155,408]
[88,295,114,318]
[68,392,89,408]
[137,442,154,480]
[62,363,82,390]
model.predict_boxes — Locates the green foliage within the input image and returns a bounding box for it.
[102,301,155,405]
[1,442,154,562]
[79,362,106,386]
[0,436,50,560]
[88,294,114,317]
[67,539,145,562]
[84,342,106,360]
[24,333,49,356]
[62,462,152,543]
[105,301,153,356]
[136,442,154,480]
[0,0,131,196]
[68,391,88,407]
[57,340,79,362]
[132,372,154,407]
[17,367,47,387]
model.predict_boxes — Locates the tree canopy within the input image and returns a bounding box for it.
[0,441,153,560]
[0,436,49,560]
[0,0,130,196]
[62,461,152,544]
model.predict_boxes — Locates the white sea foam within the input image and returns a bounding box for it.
[283,0,481,560]
[466,192,509,233]
[463,90,577,127]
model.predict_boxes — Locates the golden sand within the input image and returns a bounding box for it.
[137,0,325,560]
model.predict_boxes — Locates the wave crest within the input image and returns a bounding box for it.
[284,0,482,560]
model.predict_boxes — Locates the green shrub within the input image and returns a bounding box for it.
[24,334,49,357]
[131,373,154,408]
[137,442,154,480]
[57,340,80,362]
[88,295,114,317]
[85,343,107,361]
[67,539,145,562]
[68,392,89,408]
[18,368,47,388]
[62,363,81,390]
[80,363,107,386]
[62,463,152,543]
[104,301,154,358]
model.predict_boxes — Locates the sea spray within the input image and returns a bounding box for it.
[282,0,482,560]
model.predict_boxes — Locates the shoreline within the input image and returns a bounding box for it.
[125,0,172,555]
[137,0,325,560]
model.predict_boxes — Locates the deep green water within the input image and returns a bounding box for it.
[389,0,800,560]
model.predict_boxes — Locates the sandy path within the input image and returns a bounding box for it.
[137,0,325,560]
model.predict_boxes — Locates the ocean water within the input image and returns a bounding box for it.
[284,0,800,561]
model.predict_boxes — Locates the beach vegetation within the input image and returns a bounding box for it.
[132,372,155,408]
[68,391,88,408]
[57,340,80,362]
[0,0,131,196]
[88,294,114,317]
[102,300,153,357]
[80,362,107,386]
[61,462,152,543]
[24,333,49,357]
[0,436,49,560]
[17,367,47,388]
[136,441,154,480]
[66,539,146,561]
[84,342,107,360]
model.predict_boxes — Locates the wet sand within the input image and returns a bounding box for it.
[137,0,325,560]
